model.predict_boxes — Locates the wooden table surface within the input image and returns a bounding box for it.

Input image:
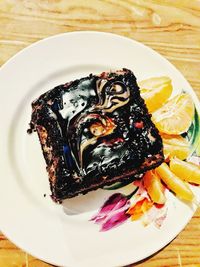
[0,1,200,266]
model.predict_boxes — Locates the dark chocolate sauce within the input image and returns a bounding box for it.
[48,72,162,179]
[29,68,164,200]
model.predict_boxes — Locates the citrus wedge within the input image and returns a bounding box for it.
[156,163,194,201]
[143,171,166,204]
[139,76,172,113]
[170,157,200,185]
[161,134,190,160]
[153,93,194,135]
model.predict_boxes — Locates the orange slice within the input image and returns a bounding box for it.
[139,76,172,113]
[156,163,194,201]
[170,158,200,185]
[153,93,194,135]
[161,134,190,160]
[143,171,166,204]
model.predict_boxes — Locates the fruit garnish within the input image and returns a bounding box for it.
[139,76,172,113]
[161,134,190,160]
[143,171,166,204]
[153,93,194,135]
[89,72,200,232]
[156,163,194,201]
[170,157,200,185]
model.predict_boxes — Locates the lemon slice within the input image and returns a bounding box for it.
[156,163,194,201]
[170,157,200,185]
[139,76,172,113]
[153,93,194,135]
[161,134,190,160]
[143,171,166,204]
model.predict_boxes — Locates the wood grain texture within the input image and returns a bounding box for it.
[0,0,200,266]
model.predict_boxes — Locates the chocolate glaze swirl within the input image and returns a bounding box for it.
[95,80,130,112]
[64,78,130,173]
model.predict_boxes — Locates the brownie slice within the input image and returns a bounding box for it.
[29,68,164,202]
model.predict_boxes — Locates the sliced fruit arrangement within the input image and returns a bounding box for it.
[138,76,172,113]
[170,157,200,185]
[152,93,194,135]
[138,77,199,205]
[92,76,200,231]
[143,158,200,204]
[143,171,166,204]
[161,134,190,160]
[156,163,194,202]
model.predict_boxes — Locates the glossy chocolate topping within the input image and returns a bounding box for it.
[30,69,164,200]
[47,70,162,177]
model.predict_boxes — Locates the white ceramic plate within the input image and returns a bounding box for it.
[0,31,200,267]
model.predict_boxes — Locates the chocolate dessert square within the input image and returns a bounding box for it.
[29,69,164,202]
